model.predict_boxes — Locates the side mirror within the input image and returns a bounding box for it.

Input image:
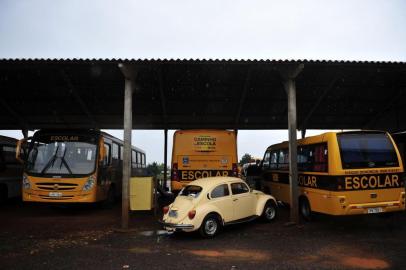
[207,193,211,200]
[98,138,105,162]
[16,137,30,164]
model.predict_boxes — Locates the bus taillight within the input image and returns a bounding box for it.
[232,163,238,177]
[172,163,179,181]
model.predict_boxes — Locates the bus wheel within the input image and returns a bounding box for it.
[199,214,221,238]
[299,197,312,221]
[101,187,115,208]
[262,200,277,222]
[0,185,7,203]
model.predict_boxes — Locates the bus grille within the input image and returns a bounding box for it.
[39,195,74,200]
[36,182,78,191]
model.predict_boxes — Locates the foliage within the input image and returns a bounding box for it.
[146,162,170,177]
[239,153,253,166]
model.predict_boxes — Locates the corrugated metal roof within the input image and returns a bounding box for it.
[0,58,405,64]
[0,59,406,131]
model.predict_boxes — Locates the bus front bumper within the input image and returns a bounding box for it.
[23,191,95,203]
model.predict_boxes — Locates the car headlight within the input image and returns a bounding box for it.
[23,175,31,189]
[83,175,96,191]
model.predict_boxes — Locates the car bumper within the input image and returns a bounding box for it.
[159,220,194,231]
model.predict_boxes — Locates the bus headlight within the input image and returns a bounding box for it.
[83,176,96,191]
[23,175,31,189]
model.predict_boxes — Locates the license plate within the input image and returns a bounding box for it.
[49,192,62,197]
[367,207,383,214]
[168,210,178,218]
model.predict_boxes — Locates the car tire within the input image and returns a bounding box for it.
[199,214,221,238]
[299,197,312,221]
[262,200,277,222]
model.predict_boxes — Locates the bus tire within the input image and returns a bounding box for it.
[199,213,221,238]
[262,200,277,222]
[299,197,312,221]
[101,187,115,208]
[0,185,7,203]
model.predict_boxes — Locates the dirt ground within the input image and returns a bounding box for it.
[1,199,405,270]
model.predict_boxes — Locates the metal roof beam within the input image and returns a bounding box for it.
[0,98,29,130]
[60,69,98,129]
[234,66,253,127]
[363,89,404,129]
[299,75,340,130]
[158,66,168,125]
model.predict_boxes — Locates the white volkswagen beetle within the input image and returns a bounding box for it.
[161,177,277,237]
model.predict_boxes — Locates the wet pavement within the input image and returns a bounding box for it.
[1,199,405,270]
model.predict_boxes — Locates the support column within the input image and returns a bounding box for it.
[163,129,168,190]
[280,63,303,225]
[122,77,133,230]
[284,79,299,224]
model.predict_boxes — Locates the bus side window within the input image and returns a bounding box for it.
[112,142,119,165]
[270,151,278,169]
[278,149,289,170]
[131,150,136,169]
[136,152,141,168]
[103,143,111,166]
[141,153,146,168]
[298,146,311,171]
[262,151,270,168]
[314,144,328,172]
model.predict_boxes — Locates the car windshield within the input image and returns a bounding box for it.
[26,135,97,175]
[338,133,399,169]
[179,185,203,198]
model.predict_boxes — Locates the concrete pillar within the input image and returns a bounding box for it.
[284,78,299,224]
[163,129,168,190]
[122,76,133,230]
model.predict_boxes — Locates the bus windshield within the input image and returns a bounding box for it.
[338,133,399,169]
[26,136,97,175]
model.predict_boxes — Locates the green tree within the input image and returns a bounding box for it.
[239,153,253,166]
[146,162,170,177]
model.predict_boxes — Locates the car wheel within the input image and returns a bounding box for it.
[299,197,312,221]
[199,214,221,238]
[262,200,277,222]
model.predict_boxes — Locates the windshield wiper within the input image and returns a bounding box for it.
[41,145,60,174]
[59,147,73,174]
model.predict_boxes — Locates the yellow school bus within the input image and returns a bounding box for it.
[171,129,238,192]
[17,129,146,204]
[261,131,405,219]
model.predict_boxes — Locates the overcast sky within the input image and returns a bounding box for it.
[1,0,405,163]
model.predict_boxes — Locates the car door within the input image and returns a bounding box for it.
[230,182,255,220]
[208,184,233,222]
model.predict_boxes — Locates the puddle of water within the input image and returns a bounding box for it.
[138,230,172,237]
[188,249,270,262]
[342,257,390,269]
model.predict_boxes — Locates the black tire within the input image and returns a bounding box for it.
[0,185,7,204]
[299,197,312,221]
[262,200,277,222]
[101,187,115,209]
[199,214,221,238]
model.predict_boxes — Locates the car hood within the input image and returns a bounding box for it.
[165,195,197,223]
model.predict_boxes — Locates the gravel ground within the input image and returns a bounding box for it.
[1,199,405,270]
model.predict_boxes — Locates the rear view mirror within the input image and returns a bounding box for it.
[16,137,30,164]
[207,193,211,200]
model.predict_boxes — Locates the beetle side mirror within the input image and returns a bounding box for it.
[207,193,211,200]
